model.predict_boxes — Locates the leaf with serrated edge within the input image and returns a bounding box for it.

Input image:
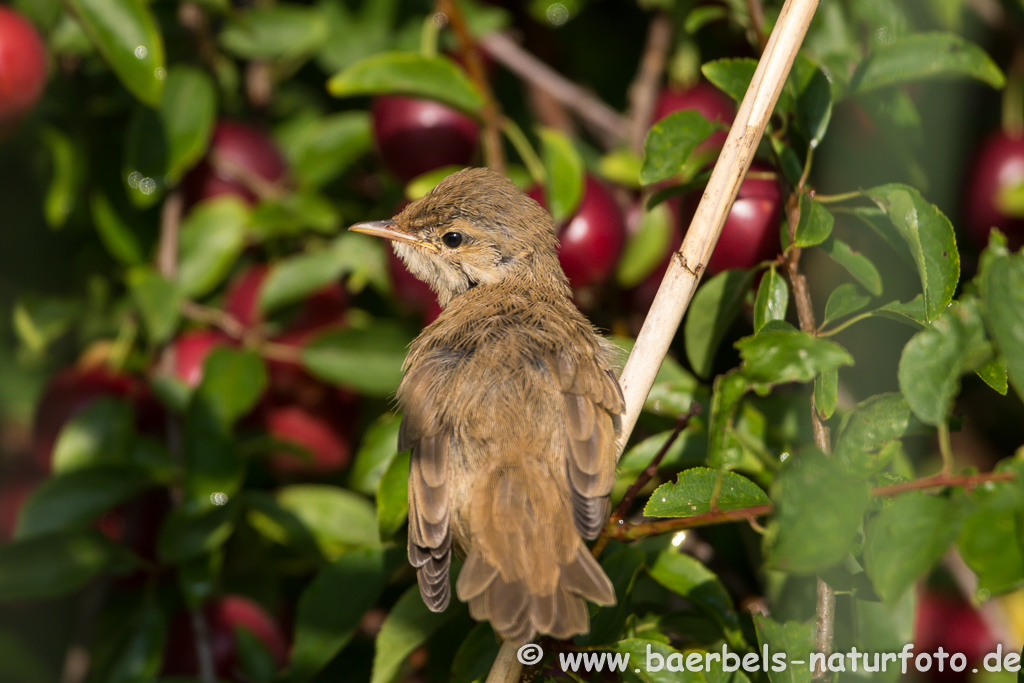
[645,467,768,517]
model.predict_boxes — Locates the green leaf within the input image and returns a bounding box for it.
[348,412,403,496]
[371,584,463,683]
[617,201,673,288]
[612,639,696,683]
[898,299,987,425]
[278,111,372,188]
[753,266,789,332]
[291,547,390,683]
[617,428,706,480]
[301,321,414,397]
[178,197,250,298]
[158,503,236,563]
[685,269,754,379]
[821,283,871,328]
[277,485,380,560]
[127,266,182,344]
[813,368,838,419]
[701,58,757,103]
[220,5,329,61]
[258,249,347,315]
[88,599,166,683]
[195,347,267,427]
[833,393,922,478]
[873,296,927,328]
[52,397,135,473]
[450,623,500,683]
[796,67,833,148]
[852,33,1004,93]
[328,52,484,115]
[66,0,166,106]
[15,466,156,539]
[645,467,768,517]
[979,246,1024,403]
[767,449,870,573]
[737,329,855,386]
[865,492,964,602]
[957,461,1024,595]
[793,194,833,248]
[377,450,410,542]
[539,127,584,224]
[585,546,646,646]
[976,355,1009,395]
[12,295,78,355]
[0,531,124,602]
[648,549,742,646]
[41,126,82,229]
[90,193,145,266]
[181,399,241,509]
[641,110,720,185]
[705,370,750,469]
[249,190,340,239]
[242,492,323,561]
[158,66,216,182]
[818,236,883,296]
[234,627,277,683]
[865,184,959,321]
[753,615,814,683]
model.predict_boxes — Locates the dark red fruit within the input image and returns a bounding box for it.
[0,7,47,133]
[964,131,1024,251]
[95,490,169,561]
[654,82,735,154]
[164,595,289,681]
[184,120,288,205]
[914,590,995,681]
[528,175,626,289]
[702,162,782,274]
[223,264,269,329]
[32,366,139,471]
[264,405,351,475]
[173,330,233,388]
[372,95,480,182]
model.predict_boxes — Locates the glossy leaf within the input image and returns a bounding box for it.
[158,66,216,182]
[793,194,833,248]
[737,329,855,386]
[873,296,928,328]
[617,201,673,288]
[753,616,814,683]
[796,67,833,148]
[767,449,870,573]
[641,110,720,185]
[611,639,696,683]
[15,466,156,539]
[833,393,922,478]
[813,368,838,419]
[291,547,390,683]
[52,397,135,473]
[277,485,380,560]
[242,492,323,561]
[753,267,789,332]
[377,450,409,541]
[866,184,959,321]
[976,355,1009,395]
[195,348,267,428]
[685,269,754,379]
[220,5,329,61]
[539,127,584,224]
[278,111,372,188]
[328,52,484,115]
[648,549,743,646]
[821,283,871,328]
[90,193,144,266]
[449,623,500,683]
[66,0,166,106]
[301,321,414,397]
[177,197,250,298]
[979,244,1024,403]
[348,412,402,496]
[259,249,347,315]
[0,531,125,602]
[645,467,768,518]
[818,236,883,296]
[702,58,757,103]
[127,266,182,344]
[957,461,1024,595]
[864,493,964,602]
[898,299,987,425]
[371,584,464,683]
[852,33,1004,93]
[705,370,750,469]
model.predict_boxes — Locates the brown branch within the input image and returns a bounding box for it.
[479,32,628,147]
[438,0,505,173]
[746,0,768,52]
[208,150,286,201]
[626,12,673,154]
[592,404,701,557]
[871,471,1014,497]
[180,300,249,340]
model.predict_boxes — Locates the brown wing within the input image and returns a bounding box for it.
[399,362,452,612]
[552,352,625,539]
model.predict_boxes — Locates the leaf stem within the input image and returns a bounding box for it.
[817,311,873,337]
[810,190,862,204]
[501,117,546,185]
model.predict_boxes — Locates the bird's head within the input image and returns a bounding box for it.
[350,167,568,307]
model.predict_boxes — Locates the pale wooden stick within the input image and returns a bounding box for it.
[615,0,820,454]
[487,0,820,680]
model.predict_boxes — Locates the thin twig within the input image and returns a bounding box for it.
[480,32,628,146]
[181,300,248,339]
[626,12,674,154]
[208,150,286,201]
[746,0,768,52]
[439,0,505,173]
[191,609,218,683]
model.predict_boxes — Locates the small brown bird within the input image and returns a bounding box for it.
[350,167,622,644]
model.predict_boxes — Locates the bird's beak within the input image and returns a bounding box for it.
[348,219,439,253]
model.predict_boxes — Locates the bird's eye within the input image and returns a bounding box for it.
[441,231,463,249]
